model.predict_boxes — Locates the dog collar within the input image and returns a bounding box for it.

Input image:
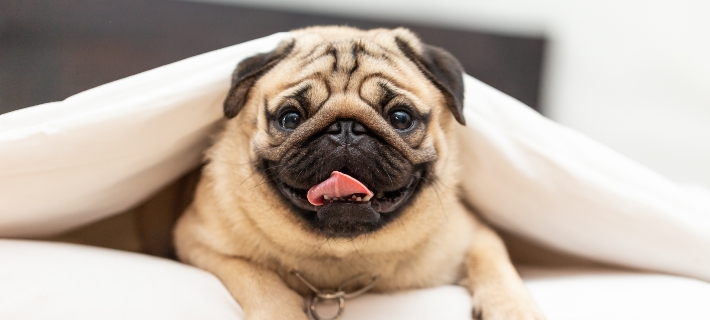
[291,271,378,320]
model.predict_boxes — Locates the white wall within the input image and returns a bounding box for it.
[190,0,710,188]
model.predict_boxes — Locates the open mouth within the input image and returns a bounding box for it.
[275,169,423,215]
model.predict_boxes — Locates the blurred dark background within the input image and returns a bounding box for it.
[0,0,545,115]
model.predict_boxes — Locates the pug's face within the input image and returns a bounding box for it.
[220,27,464,239]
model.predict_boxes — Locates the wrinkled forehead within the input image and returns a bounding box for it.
[257,35,439,116]
[248,32,442,164]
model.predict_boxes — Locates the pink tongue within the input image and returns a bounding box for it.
[307,171,374,206]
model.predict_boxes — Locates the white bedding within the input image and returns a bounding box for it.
[1,32,709,318]
[2,240,709,320]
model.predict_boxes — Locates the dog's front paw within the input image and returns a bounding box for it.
[471,286,545,320]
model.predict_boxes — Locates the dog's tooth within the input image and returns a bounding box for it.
[363,194,373,201]
[324,195,330,200]
[356,197,362,201]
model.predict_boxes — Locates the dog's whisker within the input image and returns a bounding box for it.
[239,163,288,186]
[414,173,448,220]
[299,240,329,263]
[250,165,294,192]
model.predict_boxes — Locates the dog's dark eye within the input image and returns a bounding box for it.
[389,110,413,130]
[280,111,302,129]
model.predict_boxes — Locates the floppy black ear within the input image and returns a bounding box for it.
[395,37,466,125]
[223,40,295,118]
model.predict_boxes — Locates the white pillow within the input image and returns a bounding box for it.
[2,240,709,320]
[0,33,708,282]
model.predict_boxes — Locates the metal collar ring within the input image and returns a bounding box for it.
[309,294,345,320]
[291,271,378,320]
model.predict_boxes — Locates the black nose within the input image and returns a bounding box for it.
[324,119,369,145]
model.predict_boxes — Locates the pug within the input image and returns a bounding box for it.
[174,26,545,320]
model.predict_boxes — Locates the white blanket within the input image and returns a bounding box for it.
[1,33,709,283]
[3,240,710,320]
